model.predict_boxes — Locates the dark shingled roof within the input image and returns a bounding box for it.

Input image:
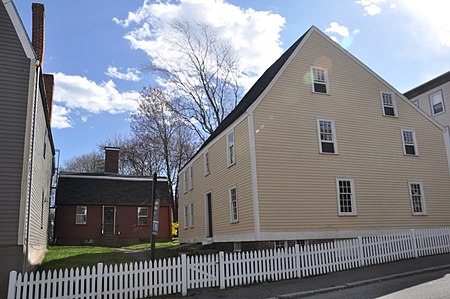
[404,70,450,99]
[180,27,310,171]
[56,173,172,206]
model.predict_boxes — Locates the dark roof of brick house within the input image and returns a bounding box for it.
[56,173,172,206]
[404,70,450,99]
[180,27,310,171]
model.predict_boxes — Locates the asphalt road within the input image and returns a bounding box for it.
[308,268,450,299]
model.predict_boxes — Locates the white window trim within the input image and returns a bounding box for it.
[429,90,446,116]
[188,202,194,228]
[137,207,148,226]
[204,151,210,176]
[408,181,427,216]
[204,191,213,239]
[401,129,419,156]
[316,118,338,154]
[183,205,188,229]
[188,166,193,190]
[183,171,188,193]
[76,205,87,224]
[310,66,330,94]
[229,186,238,223]
[336,178,357,216]
[227,130,236,167]
[380,91,397,117]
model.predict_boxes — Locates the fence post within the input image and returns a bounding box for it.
[294,244,301,278]
[357,236,365,267]
[7,271,17,299]
[181,254,187,296]
[411,229,419,258]
[219,251,225,290]
[96,263,103,299]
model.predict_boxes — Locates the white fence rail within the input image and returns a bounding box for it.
[8,227,450,299]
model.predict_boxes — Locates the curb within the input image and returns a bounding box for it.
[277,264,450,299]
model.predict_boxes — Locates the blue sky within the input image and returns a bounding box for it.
[15,0,450,165]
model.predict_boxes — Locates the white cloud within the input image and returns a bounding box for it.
[113,0,285,89]
[53,72,140,114]
[51,105,71,129]
[325,22,350,37]
[356,0,387,16]
[106,66,142,82]
[324,22,360,48]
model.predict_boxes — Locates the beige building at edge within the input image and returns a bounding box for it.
[178,26,450,251]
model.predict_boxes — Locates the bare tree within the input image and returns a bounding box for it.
[100,134,163,176]
[131,87,196,221]
[62,151,103,173]
[151,20,243,141]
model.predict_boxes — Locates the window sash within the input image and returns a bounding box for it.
[409,182,426,215]
[429,90,445,115]
[311,67,328,93]
[76,206,87,224]
[227,131,235,165]
[188,166,193,190]
[204,151,210,175]
[318,119,337,154]
[189,203,194,228]
[229,187,238,222]
[183,171,188,193]
[137,207,148,225]
[184,205,189,229]
[402,129,418,155]
[381,92,396,116]
[336,179,356,215]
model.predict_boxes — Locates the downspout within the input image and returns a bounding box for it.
[23,60,40,273]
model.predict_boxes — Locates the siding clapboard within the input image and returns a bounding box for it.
[0,2,30,245]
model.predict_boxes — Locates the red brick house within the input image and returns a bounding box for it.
[54,147,172,246]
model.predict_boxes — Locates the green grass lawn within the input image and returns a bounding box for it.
[38,240,180,272]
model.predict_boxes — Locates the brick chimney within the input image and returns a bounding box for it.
[104,147,120,174]
[43,74,54,122]
[32,3,45,67]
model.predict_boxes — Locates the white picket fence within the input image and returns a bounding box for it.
[8,227,450,299]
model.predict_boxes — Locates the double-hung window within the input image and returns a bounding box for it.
[188,166,193,190]
[189,203,194,227]
[227,130,235,166]
[381,92,397,116]
[311,66,329,93]
[204,151,210,175]
[429,90,445,116]
[183,171,188,193]
[317,119,338,154]
[229,187,238,223]
[183,205,188,229]
[76,206,87,224]
[408,182,426,215]
[183,204,194,228]
[401,129,418,155]
[137,207,148,225]
[336,178,356,216]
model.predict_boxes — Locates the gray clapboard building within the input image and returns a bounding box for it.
[0,0,55,295]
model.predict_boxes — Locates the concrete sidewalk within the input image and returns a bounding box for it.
[162,253,450,299]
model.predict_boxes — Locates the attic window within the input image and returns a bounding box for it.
[381,92,397,117]
[311,66,329,94]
